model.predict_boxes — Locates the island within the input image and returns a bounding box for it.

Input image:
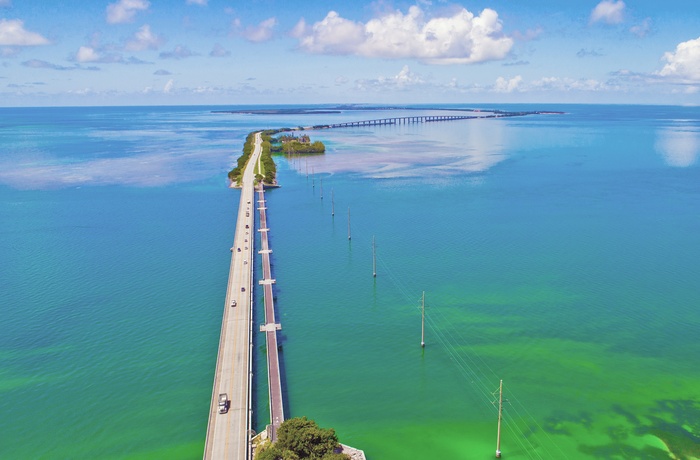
[228,129,326,187]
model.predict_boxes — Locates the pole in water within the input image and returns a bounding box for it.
[421,291,425,348]
[496,379,503,458]
[320,178,323,200]
[372,236,377,278]
[331,189,335,216]
[347,207,351,240]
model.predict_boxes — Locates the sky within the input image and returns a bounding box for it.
[1,0,699,106]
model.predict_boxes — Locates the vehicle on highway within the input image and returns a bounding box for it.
[231,299,237,307]
[241,287,245,292]
[218,393,229,414]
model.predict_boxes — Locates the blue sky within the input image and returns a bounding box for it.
[1,0,699,106]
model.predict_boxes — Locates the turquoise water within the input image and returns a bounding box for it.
[1,105,699,459]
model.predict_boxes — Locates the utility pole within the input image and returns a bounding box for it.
[372,236,377,278]
[495,379,503,458]
[421,291,425,348]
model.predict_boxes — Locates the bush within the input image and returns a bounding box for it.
[255,417,349,460]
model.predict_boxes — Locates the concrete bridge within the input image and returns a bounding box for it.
[203,133,261,460]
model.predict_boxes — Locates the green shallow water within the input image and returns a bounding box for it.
[1,105,699,459]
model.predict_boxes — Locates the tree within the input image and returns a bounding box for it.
[255,417,349,460]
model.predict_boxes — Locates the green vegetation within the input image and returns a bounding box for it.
[270,133,326,155]
[227,132,256,185]
[254,417,350,460]
[260,131,276,184]
[227,131,277,186]
[227,129,325,187]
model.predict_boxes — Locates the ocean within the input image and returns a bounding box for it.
[1,104,698,459]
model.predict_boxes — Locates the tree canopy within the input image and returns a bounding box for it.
[255,417,349,460]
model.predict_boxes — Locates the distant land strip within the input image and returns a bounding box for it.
[212,106,565,116]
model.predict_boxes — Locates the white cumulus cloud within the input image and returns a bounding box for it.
[494,75,522,93]
[590,0,625,25]
[106,0,150,24]
[164,78,174,93]
[243,17,277,43]
[0,19,50,46]
[186,0,207,5]
[125,24,162,51]
[296,6,513,64]
[75,46,100,63]
[658,36,700,82]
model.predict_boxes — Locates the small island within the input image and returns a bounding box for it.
[254,417,361,460]
[271,133,325,155]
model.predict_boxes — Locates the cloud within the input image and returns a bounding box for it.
[75,46,100,63]
[209,43,230,57]
[0,0,11,7]
[494,75,522,93]
[590,0,625,25]
[355,65,426,91]
[163,79,174,93]
[658,36,700,82]
[242,17,277,43]
[630,18,651,38]
[73,46,150,65]
[159,45,197,59]
[531,76,607,92]
[1,46,19,57]
[577,48,603,58]
[295,6,513,64]
[22,59,77,71]
[503,60,529,66]
[20,59,100,71]
[0,19,50,46]
[107,0,150,24]
[186,0,207,5]
[154,69,172,75]
[125,24,163,51]
[7,81,45,88]
[511,27,543,41]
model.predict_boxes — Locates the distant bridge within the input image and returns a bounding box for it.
[314,112,524,129]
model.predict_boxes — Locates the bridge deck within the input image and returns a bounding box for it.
[256,186,285,440]
[203,133,261,460]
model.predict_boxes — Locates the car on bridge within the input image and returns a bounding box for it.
[218,393,229,414]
